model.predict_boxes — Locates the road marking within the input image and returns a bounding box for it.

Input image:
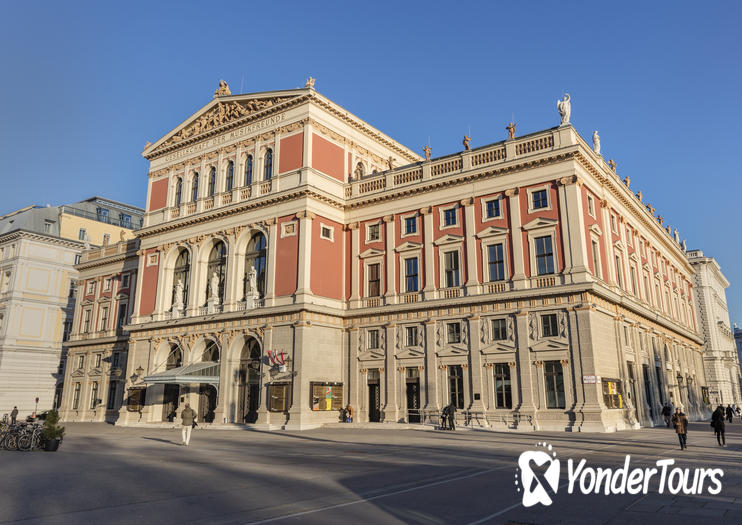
[244,465,511,524]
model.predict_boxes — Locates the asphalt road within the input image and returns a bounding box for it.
[2,420,741,524]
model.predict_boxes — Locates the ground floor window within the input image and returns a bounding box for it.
[107,382,117,409]
[72,382,81,409]
[544,361,565,409]
[311,382,343,411]
[127,388,146,412]
[494,363,512,409]
[602,378,624,409]
[268,383,291,412]
[448,365,464,409]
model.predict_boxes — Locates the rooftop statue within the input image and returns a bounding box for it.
[387,156,394,170]
[506,121,516,140]
[608,159,616,172]
[422,145,431,161]
[463,135,471,151]
[305,76,316,88]
[592,131,600,155]
[557,93,571,125]
[213,80,231,98]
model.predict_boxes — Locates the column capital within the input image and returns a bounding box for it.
[382,215,394,224]
[459,197,474,207]
[558,175,583,187]
[419,206,433,215]
[505,188,519,197]
[347,222,359,230]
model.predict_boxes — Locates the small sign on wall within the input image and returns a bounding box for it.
[582,375,602,384]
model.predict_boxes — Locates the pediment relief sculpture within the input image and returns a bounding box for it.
[162,97,292,148]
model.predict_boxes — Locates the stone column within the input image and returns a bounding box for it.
[132,250,147,321]
[213,333,232,424]
[383,323,398,421]
[348,325,359,412]
[467,315,485,412]
[256,326,272,426]
[286,318,310,430]
[423,319,439,409]
[462,198,478,295]
[421,207,436,299]
[264,219,278,306]
[349,223,360,306]
[569,305,607,431]
[506,189,527,289]
[601,201,617,287]
[514,312,536,416]
[295,211,314,301]
[223,233,238,310]
[186,241,201,316]
[384,215,396,303]
[557,176,589,284]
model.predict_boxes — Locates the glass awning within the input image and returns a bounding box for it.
[142,362,220,385]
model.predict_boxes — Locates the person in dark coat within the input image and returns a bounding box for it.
[180,403,196,446]
[440,405,449,430]
[447,403,457,431]
[711,405,726,447]
[661,403,672,427]
[671,408,688,450]
[726,405,734,424]
[10,406,18,425]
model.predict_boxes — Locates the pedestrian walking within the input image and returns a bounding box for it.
[672,407,688,450]
[180,403,196,446]
[661,403,672,428]
[726,405,734,424]
[10,406,18,425]
[711,405,726,447]
[447,403,457,431]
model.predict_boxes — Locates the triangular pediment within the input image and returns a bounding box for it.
[476,226,509,239]
[436,344,468,357]
[481,341,517,354]
[530,338,570,352]
[358,349,385,361]
[589,224,603,236]
[614,239,625,250]
[70,369,85,378]
[434,234,464,246]
[396,347,425,359]
[360,248,385,258]
[395,241,423,253]
[523,217,559,231]
[145,90,307,156]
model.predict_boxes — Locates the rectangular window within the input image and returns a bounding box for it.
[127,388,146,412]
[486,198,501,219]
[112,353,120,368]
[44,221,52,233]
[63,320,72,342]
[494,363,512,409]
[491,318,507,340]
[267,384,290,412]
[630,265,638,296]
[86,281,95,295]
[444,251,460,288]
[532,189,548,209]
[95,354,102,368]
[320,225,333,240]
[610,215,617,233]
[405,257,419,292]
[404,216,417,234]
[119,213,132,227]
[587,195,595,217]
[446,322,461,344]
[367,263,381,297]
[545,361,565,409]
[100,307,108,331]
[405,326,417,347]
[615,255,624,287]
[602,378,624,409]
[104,278,111,291]
[443,208,457,226]
[107,382,117,410]
[448,365,464,409]
[83,310,91,333]
[117,303,127,328]
[643,275,650,303]
[367,224,380,242]
[487,243,505,281]
[72,383,81,410]
[591,240,601,278]
[541,313,559,337]
[96,207,109,221]
[74,254,81,265]
[77,355,85,369]
[368,329,380,350]
[534,236,554,275]
[311,383,344,411]
[121,274,130,288]
[78,228,87,241]
[626,227,633,246]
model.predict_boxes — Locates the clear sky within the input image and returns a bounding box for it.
[1,1,740,322]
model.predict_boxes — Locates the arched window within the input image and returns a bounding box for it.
[244,155,253,186]
[166,345,182,370]
[244,233,267,298]
[172,249,190,308]
[208,167,216,197]
[226,161,234,192]
[191,173,199,202]
[202,340,220,362]
[264,149,273,181]
[174,178,183,207]
[206,241,227,304]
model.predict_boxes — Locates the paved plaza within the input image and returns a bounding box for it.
[2,421,742,524]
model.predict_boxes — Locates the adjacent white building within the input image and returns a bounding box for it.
[688,249,742,405]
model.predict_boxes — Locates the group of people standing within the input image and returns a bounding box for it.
[661,402,739,450]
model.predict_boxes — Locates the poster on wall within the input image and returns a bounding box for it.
[311,382,343,411]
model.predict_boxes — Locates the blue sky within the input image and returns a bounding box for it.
[1,1,740,322]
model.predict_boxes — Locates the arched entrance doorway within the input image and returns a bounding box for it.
[198,341,219,423]
[238,338,261,423]
[162,344,182,422]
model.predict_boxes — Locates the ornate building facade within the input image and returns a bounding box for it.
[69,82,709,432]
[687,249,742,405]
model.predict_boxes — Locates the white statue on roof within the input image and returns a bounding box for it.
[557,93,571,125]
[592,131,601,155]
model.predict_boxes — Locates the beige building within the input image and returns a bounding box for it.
[82,81,710,433]
[687,249,742,405]
[0,198,142,418]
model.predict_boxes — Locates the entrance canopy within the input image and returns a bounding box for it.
[143,362,219,386]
